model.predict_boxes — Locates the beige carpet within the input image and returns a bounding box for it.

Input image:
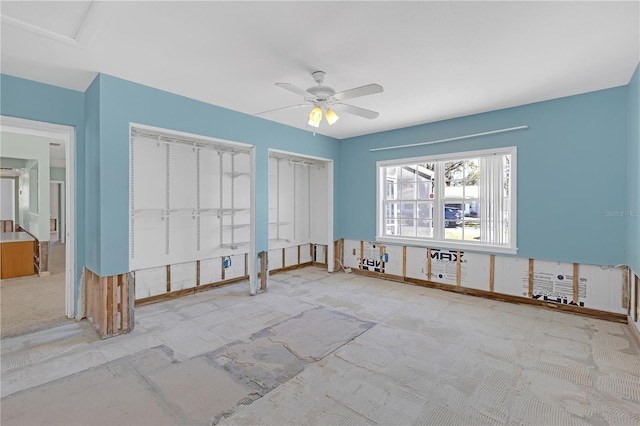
[1,241,70,339]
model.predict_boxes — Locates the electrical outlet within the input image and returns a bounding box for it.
[352,248,356,255]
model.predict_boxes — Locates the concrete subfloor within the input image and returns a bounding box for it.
[1,267,639,425]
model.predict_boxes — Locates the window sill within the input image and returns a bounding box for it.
[375,235,518,255]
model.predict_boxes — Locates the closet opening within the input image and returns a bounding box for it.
[267,149,333,278]
[129,124,256,304]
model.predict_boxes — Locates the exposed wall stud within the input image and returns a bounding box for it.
[622,266,630,311]
[489,254,495,292]
[402,246,407,278]
[456,251,461,286]
[572,263,579,304]
[528,258,534,298]
[635,274,639,323]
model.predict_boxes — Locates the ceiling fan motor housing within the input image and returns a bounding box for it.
[307,71,336,101]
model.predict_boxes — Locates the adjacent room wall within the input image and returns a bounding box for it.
[50,167,66,181]
[1,132,50,240]
[338,86,629,267]
[0,178,15,223]
[0,158,25,221]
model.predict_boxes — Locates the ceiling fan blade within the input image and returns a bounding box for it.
[275,82,312,97]
[333,103,379,119]
[255,104,309,116]
[333,83,383,101]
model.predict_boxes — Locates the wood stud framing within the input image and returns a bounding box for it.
[528,259,534,298]
[623,267,630,311]
[489,254,495,292]
[84,268,132,338]
[633,275,639,322]
[456,251,461,286]
[572,263,579,304]
[259,251,268,291]
[402,246,407,278]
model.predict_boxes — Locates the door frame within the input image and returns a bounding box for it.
[50,180,65,243]
[1,116,76,318]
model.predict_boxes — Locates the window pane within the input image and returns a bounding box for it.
[464,201,479,218]
[401,219,416,236]
[417,202,433,237]
[417,220,433,237]
[400,183,416,200]
[417,202,433,220]
[416,179,434,200]
[400,166,417,181]
[385,219,398,236]
[401,202,415,220]
[465,159,479,181]
[444,184,463,199]
[464,183,478,199]
[386,182,398,200]
[385,202,400,219]
[444,203,462,237]
[460,218,480,241]
[445,161,464,181]
[385,166,399,180]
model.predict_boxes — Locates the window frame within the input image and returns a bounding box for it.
[376,146,517,254]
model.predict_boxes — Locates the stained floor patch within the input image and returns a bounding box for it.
[206,307,375,395]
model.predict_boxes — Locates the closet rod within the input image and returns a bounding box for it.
[132,132,250,154]
[269,154,325,168]
[369,125,528,152]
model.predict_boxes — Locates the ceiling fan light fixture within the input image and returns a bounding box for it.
[309,106,322,123]
[325,108,339,125]
[307,118,320,128]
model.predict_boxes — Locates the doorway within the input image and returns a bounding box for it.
[0,116,76,329]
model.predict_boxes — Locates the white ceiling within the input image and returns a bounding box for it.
[1,1,639,140]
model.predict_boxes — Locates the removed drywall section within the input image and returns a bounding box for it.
[459,252,491,291]
[342,239,628,319]
[133,254,248,305]
[84,268,132,338]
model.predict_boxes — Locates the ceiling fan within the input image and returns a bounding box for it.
[256,71,383,128]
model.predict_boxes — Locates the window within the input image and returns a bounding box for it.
[377,147,516,253]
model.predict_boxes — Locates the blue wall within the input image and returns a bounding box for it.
[1,70,637,288]
[84,75,101,273]
[94,74,340,276]
[0,74,86,310]
[338,87,629,267]
[628,63,640,274]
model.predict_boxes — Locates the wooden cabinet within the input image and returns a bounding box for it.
[0,233,36,279]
